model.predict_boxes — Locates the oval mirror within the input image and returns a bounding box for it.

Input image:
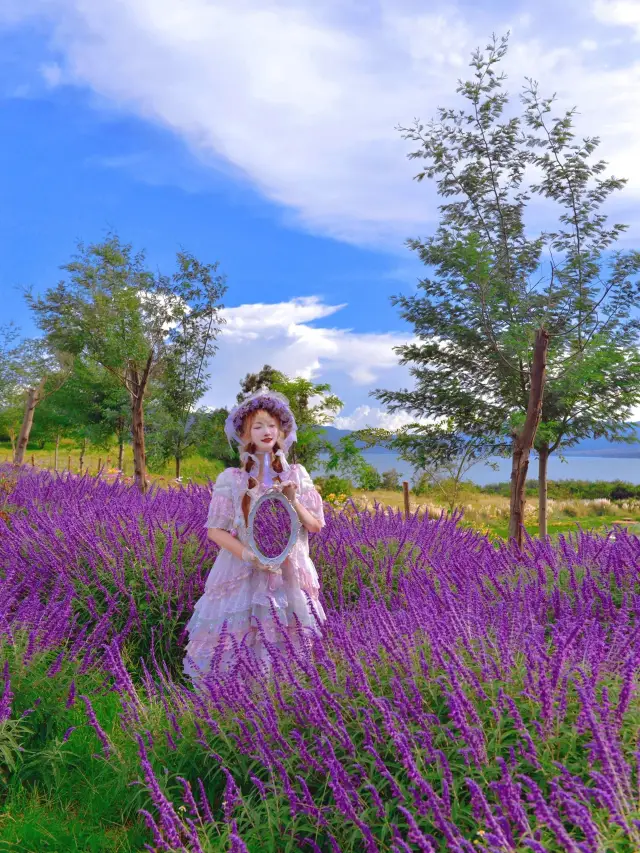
[247,488,300,570]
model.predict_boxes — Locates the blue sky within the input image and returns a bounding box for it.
[2,0,640,428]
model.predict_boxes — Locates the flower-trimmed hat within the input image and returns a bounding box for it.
[224,390,298,452]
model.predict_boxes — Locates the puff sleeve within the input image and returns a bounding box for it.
[205,469,235,531]
[295,464,325,529]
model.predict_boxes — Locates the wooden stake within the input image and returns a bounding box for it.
[403,480,410,519]
[67,455,71,471]
[31,454,35,467]
[98,457,102,472]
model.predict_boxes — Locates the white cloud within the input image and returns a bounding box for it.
[592,1,640,38]
[3,0,640,247]
[334,404,425,430]
[202,296,414,410]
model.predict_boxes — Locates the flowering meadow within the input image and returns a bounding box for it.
[1,464,640,852]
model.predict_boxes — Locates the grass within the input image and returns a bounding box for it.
[0,441,225,488]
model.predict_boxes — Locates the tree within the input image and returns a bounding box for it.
[191,407,240,469]
[357,463,382,491]
[32,359,131,471]
[381,468,402,491]
[324,434,369,486]
[0,324,20,405]
[237,365,343,470]
[5,338,72,465]
[374,35,640,545]
[148,254,226,478]
[0,325,23,455]
[26,234,227,492]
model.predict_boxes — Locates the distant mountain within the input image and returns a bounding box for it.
[320,423,640,458]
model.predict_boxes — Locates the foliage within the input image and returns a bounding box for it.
[149,254,227,475]
[380,468,403,491]
[313,474,353,497]
[25,233,227,490]
[0,324,20,405]
[29,359,129,451]
[189,407,240,469]
[323,434,369,486]
[482,477,640,501]
[374,34,640,527]
[356,462,382,491]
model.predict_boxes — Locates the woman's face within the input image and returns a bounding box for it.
[248,410,280,451]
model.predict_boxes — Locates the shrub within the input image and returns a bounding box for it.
[314,475,352,497]
[356,462,382,491]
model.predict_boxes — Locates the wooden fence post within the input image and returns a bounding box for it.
[67,456,71,471]
[31,455,35,467]
[403,480,410,519]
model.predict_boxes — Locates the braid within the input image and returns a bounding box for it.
[241,441,258,525]
[239,417,287,525]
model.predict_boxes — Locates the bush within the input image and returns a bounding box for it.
[314,475,352,497]
[356,463,382,491]
[610,484,638,501]
[380,468,402,490]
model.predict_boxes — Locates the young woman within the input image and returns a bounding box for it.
[183,390,326,686]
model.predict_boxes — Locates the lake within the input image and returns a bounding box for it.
[314,451,640,486]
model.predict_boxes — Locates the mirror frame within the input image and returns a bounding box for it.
[247,487,301,570]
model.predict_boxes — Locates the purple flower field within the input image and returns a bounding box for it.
[1,463,640,852]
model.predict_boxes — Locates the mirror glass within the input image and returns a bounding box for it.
[248,491,300,567]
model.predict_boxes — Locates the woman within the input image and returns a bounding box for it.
[183,390,326,686]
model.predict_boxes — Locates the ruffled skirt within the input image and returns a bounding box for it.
[182,547,326,686]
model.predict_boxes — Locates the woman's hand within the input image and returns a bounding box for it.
[241,546,276,572]
[281,482,297,504]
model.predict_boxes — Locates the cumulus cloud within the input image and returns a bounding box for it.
[2,0,640,246]
[334,404,426,431]
[201,296,414,412]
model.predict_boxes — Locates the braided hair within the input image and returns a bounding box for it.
[240,409,285,525]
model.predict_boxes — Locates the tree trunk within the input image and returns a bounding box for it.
[508,328,550,547]
[79,437,87,474]
[126,356,153,493]
[118,437,125,472]
[14,381,45,465]
[175,455,181,480]
[54,433,60,471]
[127,367,149,493]
[538,443,549,539]
[131,396,148,492]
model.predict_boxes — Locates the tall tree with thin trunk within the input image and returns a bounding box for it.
[373,35,640,545]
[4,338,72,465]
[25,234,227,492]
[147,253,226,479]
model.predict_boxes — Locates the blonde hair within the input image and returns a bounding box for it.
[240,409,285,525]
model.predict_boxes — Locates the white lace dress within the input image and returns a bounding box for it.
[182,462,327,683]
